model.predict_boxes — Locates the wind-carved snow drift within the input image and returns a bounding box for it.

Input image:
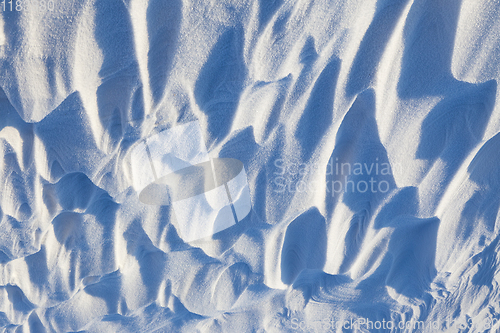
[0,0,499,331]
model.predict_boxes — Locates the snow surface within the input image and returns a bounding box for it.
[0,0,500,332]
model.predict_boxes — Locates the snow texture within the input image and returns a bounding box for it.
[0,0,499,332]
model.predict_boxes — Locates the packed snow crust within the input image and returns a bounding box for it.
[0,0,500,332]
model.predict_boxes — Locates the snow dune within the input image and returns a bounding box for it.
[0,0,499,331]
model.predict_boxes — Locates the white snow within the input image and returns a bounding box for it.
[0,0,500,332]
